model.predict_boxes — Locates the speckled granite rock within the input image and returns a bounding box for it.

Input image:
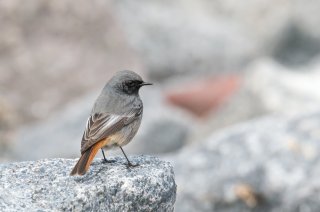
[0,156,176,211]
[169,111,320,212]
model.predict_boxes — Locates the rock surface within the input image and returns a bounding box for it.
[0,156,176,211]
[169,111,320,212]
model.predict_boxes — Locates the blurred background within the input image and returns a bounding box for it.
[2,0,320,211]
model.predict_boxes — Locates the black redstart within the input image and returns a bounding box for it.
[70,70,152,176]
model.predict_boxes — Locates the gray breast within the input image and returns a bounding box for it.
[119,116,142,146]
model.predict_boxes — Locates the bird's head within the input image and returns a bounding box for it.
[109,70,152,95]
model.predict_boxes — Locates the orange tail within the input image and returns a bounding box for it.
[70,142,103,176]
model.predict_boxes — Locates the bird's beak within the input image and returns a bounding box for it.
[140,82,153,86]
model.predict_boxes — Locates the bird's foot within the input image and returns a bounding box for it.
[102,158,116,164]
[126,162,139,168]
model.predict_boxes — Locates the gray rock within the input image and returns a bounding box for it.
[190,86,267,143]
[271,23,320,66]
[12,93,95,160]
[0,97,16,161]
[134,120,189,154]
[109,0,320,81]
[128,88,192,155]
[193,58,320,142]
[0,156,176,211]
[202,0,320,66]
[0,0,143,125]
[244,59,320,114]
[169,111,320,212]
[110,0,258,81]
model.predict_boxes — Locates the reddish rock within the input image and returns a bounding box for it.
[165,75,241,118]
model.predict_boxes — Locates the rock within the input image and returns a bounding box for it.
[128,88,193,155]
[206,0,320,66]
[0,0,143,126]
[109,0,320,81]
[165,75,241,118]
[0,97,16,161]
[244,58,320,114]
[192,58,320,141]
[110,0,258,81]
[12,93,96,160]
[271,23,320,66]
[190,85,267,142]
[133,120,189,154]
[192,0,320,67]
[0,156,176,211]
[168,110,320,212]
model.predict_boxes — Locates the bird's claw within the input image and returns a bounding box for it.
[126,163,139,168]
[102,159,116,164]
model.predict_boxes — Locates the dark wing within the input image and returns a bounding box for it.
[80,108,142,153]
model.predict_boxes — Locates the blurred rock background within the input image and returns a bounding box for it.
[1,0,320,211]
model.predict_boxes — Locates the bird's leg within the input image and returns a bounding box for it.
[101,149,116,163]
[119,146,139,168]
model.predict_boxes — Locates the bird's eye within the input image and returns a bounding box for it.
[126,80,135,87]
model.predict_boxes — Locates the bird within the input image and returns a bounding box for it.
[70,70,152,176]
